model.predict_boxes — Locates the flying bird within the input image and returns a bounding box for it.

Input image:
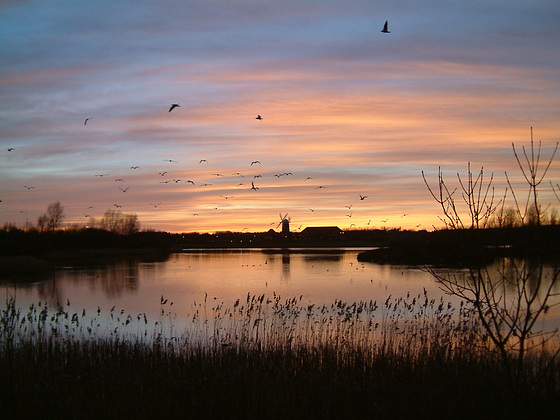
[251,161,261,165]
[169,103,180,112]
[115,178,124,182]
[130,166,140,169]
[163,159,178,163]
[186,180,195,185]
[23,186,35,190]
[251,182,259,190]
[113,204,122,208]
[199,159,208,164]
[256,115,263,121]
[359,194,368,200]
[95,173,109,177]
[149,202,161,208]
[7,147,15,151]
[158,172,167,176]
[381,20,390,33]
[84,118,91,125]
[119,187,129,193]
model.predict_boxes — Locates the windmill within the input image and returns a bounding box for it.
[277,213,291,234]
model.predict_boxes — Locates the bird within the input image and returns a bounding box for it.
[95,173,109,177]
[84,118,91,125]
[315,186,325,189]
[113,204,122,208]
[115,178,124,182]
[186,180,195,185]
[163,159,178,163]
[119,186,129,192]
[256,115,263,121]
[23,186,35,190]
[251,161,261,166]
[251,182,259,190]
[253,175,262,178]
[130,166,139,169]
[158,172,167,176]
[346,212,353,218]
[199,159,208,164]
[359,194,368,200]
[7,147,15,151]
[220,195,233,200]
[381,20,390,33]
[309,208,315,212]
[346,204,353,209]
[169,103,180,112]
[149,202,161,208]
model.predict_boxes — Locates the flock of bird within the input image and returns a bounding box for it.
[3,21,408,231]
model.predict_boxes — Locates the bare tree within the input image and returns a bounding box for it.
[99,209,140,234]
[37,201,64,231]
[422,163,500,229]
[423,130,560,392]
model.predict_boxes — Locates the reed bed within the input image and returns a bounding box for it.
[1,292,559,419]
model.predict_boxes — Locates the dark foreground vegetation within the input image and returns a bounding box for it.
[2,294,559,419]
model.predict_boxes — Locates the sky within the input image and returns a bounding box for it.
[1,0,559,234]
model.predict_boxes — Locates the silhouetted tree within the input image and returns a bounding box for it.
[423,129,560,394]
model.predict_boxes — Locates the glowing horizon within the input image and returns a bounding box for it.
[1,1,559,234]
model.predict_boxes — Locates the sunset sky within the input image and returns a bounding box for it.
[1,0,559,233]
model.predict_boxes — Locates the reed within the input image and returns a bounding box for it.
[1,293,559,419]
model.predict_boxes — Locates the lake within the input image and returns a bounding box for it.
[3,248,559,336]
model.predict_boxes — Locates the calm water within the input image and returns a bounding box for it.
[3,248,559,332]
[4,249,443,314]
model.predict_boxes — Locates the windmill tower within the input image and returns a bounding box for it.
[277,213,290,234]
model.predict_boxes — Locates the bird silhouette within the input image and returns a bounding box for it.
[359,194,368,200]
[130,166,139,169]
[251,161,261,165]
[113,204,122,208]
[149,202,161,208]
[115,178,124,182]
[251,182,259,190]
[23,186,35,190]
[163,159,178,163]
[158,172,167,176]
[84,118,91,125]
[186,180,195,185]
[7,147,15,151]
[381,20,390,33]
[95,174,109,177]
[199,159,208,164]
[256,115,263,121]
[119,187,129,193]
[169,103,180,112]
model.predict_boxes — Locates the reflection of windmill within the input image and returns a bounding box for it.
[277,213,290,234]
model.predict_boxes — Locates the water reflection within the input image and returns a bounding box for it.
[3,250,559,331]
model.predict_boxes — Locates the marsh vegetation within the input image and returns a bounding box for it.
[1,292,559,419]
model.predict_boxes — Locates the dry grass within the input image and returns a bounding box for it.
[2,293,559,419]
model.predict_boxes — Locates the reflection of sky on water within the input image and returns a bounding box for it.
[4,250,559,331]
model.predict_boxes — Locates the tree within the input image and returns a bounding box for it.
[423,130,560,393]
[46,201,65,231]
[99,209,140,234]
[37,201,64,231]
